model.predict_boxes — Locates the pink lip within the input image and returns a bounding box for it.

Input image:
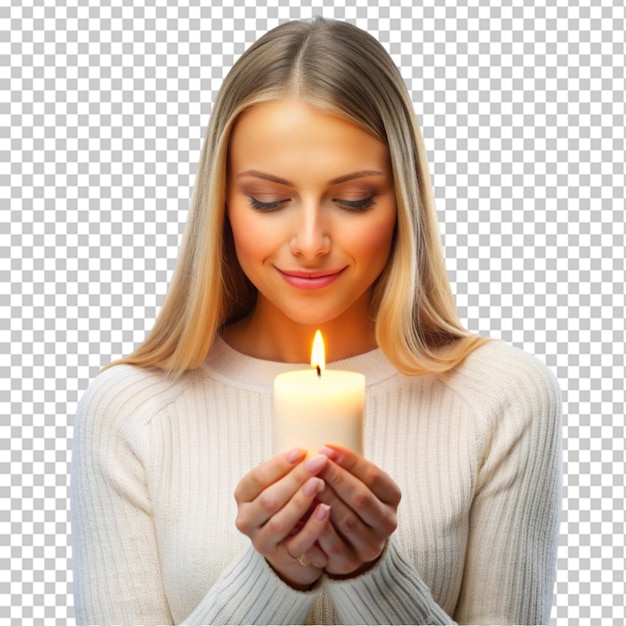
[277,267,346,290]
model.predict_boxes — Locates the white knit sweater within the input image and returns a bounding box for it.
[70,337,562,625]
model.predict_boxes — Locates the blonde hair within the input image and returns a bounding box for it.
[111,18,488,376]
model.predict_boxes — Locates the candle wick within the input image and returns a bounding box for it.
[316,365,321,378]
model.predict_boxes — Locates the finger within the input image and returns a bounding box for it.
[234,448,307,503]
[315,483,363,532]
[319,445,401,507]
[317,518,386,577]
[317,460,393,531]
[315,483,389,559]
[315,520,363,575]
[236,455,330,540]
[240,454,329,525]
[264,476,325,537]
[284,503,332,568]
[236,476,325,548]
[287,544,328,570]
[251,477,328,556]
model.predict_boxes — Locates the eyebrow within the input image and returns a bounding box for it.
[236,169,386,186]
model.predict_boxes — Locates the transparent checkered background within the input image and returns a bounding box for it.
[2,0,624,624]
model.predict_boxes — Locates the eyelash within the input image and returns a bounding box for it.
[247,195,376,212]
[336,196,376,211]
[248,196,286,211]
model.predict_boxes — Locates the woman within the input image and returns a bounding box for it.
[71,18,562,625]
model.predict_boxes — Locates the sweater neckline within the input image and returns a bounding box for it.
[203,335,398,390]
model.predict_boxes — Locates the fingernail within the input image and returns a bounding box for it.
[304,454,327,474]
[304,477,324,497]
[315,503,331,521]
[319,446,341,461]
[286,448,305,464]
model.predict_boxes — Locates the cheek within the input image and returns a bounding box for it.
[349,212,397,265]
[228,209,274,266]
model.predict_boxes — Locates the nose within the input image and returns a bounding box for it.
[289,204,331,259]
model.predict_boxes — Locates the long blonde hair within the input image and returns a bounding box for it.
[111,18,488,376]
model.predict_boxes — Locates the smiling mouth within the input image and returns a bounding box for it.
[277,267,346,290]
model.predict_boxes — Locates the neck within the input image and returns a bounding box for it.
[222,298,378,364]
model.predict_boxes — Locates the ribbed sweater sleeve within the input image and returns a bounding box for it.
[323,343,562,625]
[451,345,562,624]
[182,545,321,625]
[324,539,453,624]
[70,365,320,625]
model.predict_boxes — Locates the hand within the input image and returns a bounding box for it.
[315,445,402,577]
[234,449,333,590]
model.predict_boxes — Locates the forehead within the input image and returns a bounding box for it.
[228,99,390,177]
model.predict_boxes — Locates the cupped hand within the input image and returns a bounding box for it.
[315,445,402,577]
[234,449,332,590]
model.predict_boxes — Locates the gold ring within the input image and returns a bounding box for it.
[297,554,310,567]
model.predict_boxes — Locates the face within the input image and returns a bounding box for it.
[226,99,397,331]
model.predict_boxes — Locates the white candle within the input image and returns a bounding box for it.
[273,331,365,456]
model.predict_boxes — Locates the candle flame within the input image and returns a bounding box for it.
[311,330,325,373]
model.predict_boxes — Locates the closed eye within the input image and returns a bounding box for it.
[248,196,289,211]
[335,196,376,211]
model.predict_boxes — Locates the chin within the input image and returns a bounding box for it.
[281,306,348,327]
